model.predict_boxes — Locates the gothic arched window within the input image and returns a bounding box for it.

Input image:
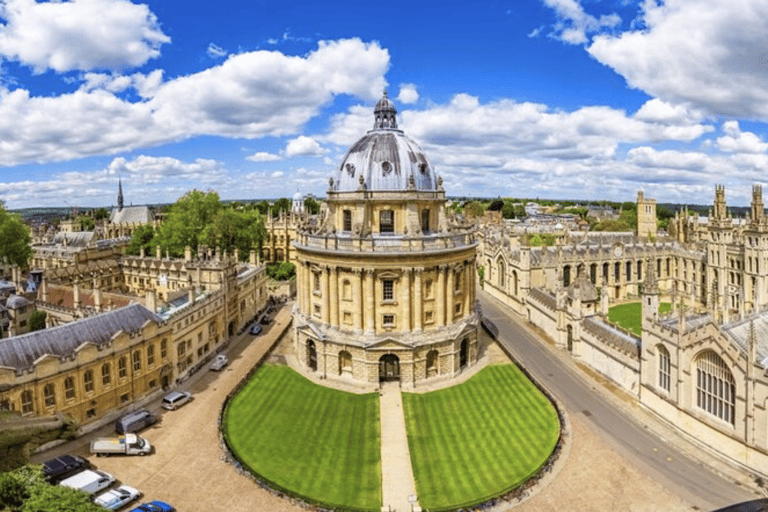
[696,351,735,425]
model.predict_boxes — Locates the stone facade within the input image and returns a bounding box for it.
[482,185,768,480]
[293,94,480,388]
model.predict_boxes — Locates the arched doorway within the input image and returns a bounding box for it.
[307,340,317,371]
[379,354,400,381]
[460,338,468,368]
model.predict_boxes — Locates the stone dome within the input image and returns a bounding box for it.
[331,92,439,193]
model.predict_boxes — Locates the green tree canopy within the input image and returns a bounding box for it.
[75,216,94,231]
[0,207,32,267]
[463,201,485,218]
[304,197,320,215]
[125,224,155,257]
[487,199,504,211]
[271,198,291,216]
[266,261,296,281]
[0,465,103,512]
[28,311,46,332]
[149,190,266,259]
[501,203,516,219]
[92,207,110,221]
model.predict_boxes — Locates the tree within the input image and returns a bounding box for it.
[0,470,29,511]
[75,216,94,231]
[125,225,155,256]
[92,208,109,221]
[514,205,527,219]
[487,199,504,211]
[0,207,32,267]
[152,190,223,257]
[501,202,516,219]
[463,201,485,218]
[28,311,46,332]
[271,198,291,217]
[266,261,296,281]
[304,197,320,215]
[21,482,104,512]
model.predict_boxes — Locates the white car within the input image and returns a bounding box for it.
[94,485,141,510]
[210,354,228,371]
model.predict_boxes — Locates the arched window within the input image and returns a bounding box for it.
[84,370,94,393]
[43,383,56,408]
[147,345,155,367]
[21,390,33,414]
[133,351,142,372]
[657,345,670,392]
[497,259,505,288]
[342,279,352,300]
[64,377,75,400]
[460,338,469,368]
[512,270,518,296]
[696,351,735,425]
[102,363,111,386]
[118,357,127,379]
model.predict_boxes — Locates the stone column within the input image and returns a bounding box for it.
[329,266,339,327]
[353,268,363,332]
[462,264,470,317]
[436,265,446,327]
[447,266,455,322]
[401,269,411,331]
[321,266,330,324]
[414,267,423,331]
[303,263,311,317]
[364,268,375,333]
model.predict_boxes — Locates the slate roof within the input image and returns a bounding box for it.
[109,206,151,224]
[0,303,163,371]
[52,231,95,247]
[722,312,768,367]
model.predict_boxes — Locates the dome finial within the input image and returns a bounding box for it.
[373,90,397,130]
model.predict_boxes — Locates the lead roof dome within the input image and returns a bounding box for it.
[331,92,439,193]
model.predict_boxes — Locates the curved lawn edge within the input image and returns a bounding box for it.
[218,357,381,512]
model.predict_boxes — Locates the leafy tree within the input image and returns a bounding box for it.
[501,203,516,219]
[201,208,267,260]
[28,311,46,332]
[0,470,29,511]
[0,207,32,267]
[92,207,109,221]
[21,482,103,512]
[514,205,527,219]
[487,199,504,211]
[271,198,291,217]
[266,261,296,281]
[477,265,484,286]
[76,216,94,231]
[255,201,270,215]
[152,190,223,257]
[125,225,155,257]
[560,207,588,219]
[304,197,320,215]
[463,201,485,218]
[621,201,637,211]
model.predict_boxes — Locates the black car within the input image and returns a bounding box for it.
[260,316,271,325]
[43,454,90,484]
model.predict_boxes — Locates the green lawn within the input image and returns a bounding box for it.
[222,364,382,511]
[402,364,560,510]
[608,301,671,335]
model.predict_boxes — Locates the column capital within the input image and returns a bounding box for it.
[363,267,376,275]
[413,267,425,274]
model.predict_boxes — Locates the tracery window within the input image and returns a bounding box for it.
[696,351,735,425]
[658,345,670,392]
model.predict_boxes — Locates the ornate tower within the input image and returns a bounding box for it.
[636,190,657,240]
[292,93,479,388]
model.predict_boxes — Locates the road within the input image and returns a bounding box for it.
[480,291,757,511]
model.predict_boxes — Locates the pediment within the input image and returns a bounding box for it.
[368,338,411,350]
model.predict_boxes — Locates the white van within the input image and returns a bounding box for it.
[59,469,115,495]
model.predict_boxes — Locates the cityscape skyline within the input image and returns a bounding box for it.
[1,0,768,209]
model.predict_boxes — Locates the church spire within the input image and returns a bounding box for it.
[117,176,124,211]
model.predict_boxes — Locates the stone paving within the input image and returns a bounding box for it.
[379,382,418,512]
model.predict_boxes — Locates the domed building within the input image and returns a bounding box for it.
[292,93,480,387]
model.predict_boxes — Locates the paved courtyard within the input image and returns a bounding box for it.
[33,300,699,511]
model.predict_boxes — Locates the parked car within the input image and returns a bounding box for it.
[90,434,152,456]
[128,500,176,512]
[42,454,90,484]
[249,324,262,335]
[161,391,192,410]
[210,354,228,371]
[94,485,141,510]
[115,410,158,434]
[260,316,271,325]
[59,469,115,495]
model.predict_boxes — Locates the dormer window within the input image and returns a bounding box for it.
[380,210,394,233]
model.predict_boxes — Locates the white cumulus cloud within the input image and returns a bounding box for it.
[397,83,419,104]
[716,121,768,154]
[0,0,170,73]
[247,152,282,162]
[542,0,620,45]
[588,0,768,119]
[284,136,326,158]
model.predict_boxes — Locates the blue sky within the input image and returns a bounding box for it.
[1,0,768,209]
